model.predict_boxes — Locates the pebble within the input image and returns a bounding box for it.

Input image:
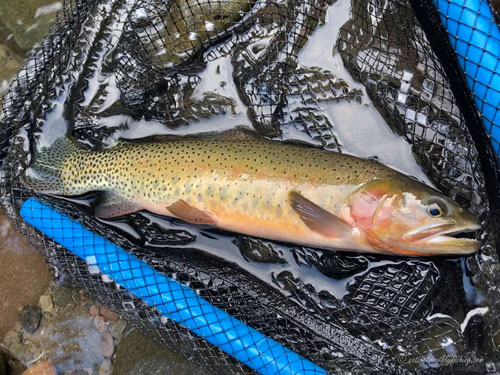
[21,360,56,375]
[89,304,100,317]
[111,319,127,340]
[52,286,75,308]
[94,317,108,333]
[99,306,119,322]
[39,295,54,313]
[3,330,21,346]
[19,306,42,333]
[98,358,113,375]
[2,330,26,360]
[100,331,114,357]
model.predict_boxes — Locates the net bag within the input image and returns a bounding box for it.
[1,0,500,373]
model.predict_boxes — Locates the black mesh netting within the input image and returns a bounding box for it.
[1,0,500,373]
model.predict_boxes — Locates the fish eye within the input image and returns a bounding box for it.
[427,203,443,217]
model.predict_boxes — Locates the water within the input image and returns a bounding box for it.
[0,0,62,93]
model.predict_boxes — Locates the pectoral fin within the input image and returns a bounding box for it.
[167,200,216,225]
[289,191,351,238]
[95,192,142,218]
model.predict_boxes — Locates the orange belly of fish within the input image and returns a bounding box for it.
[206,210,370,252]
[143,199,371,252]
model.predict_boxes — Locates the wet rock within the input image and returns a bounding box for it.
[111,319,127,340]
[93,317,108,333]
[19,306,42,333]
[36,313,103,372]
[98,358,112,375]
[2,330,21,348]
[2,330,25,362]
[21,360,56,375]
[2,283,108,373]
[0,45,13,66]
[39,295,53,313]
[100,332,114,358]
[52,286,76,308]
[99,306,118,322]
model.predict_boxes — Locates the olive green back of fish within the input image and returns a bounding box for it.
[133,139,398,185]
[23,137,400,198]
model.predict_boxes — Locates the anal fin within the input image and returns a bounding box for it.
[289,191,351,238]
[167,200,216,225]
[95,192,141,218]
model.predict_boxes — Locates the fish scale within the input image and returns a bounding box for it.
[22,136,481,255]
[110,141,384,215]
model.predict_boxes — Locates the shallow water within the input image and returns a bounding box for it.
[0,0,61,94]
[0,212,51,339]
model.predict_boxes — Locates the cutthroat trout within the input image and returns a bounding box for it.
[22,136,481,256]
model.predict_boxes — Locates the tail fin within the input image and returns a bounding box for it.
[21,137,80,194]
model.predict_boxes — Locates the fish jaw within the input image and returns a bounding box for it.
[408,223,482,255]
[421,236,481,255]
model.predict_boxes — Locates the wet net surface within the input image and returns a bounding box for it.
[1,0,500,373]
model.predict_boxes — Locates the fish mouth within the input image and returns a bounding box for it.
[437,225,480,240]
[422,224,482,254]
[405,223,482,254]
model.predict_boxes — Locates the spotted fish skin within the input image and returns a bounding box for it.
[22,136,481,255]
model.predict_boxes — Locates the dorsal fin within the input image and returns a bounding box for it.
[121,126,260,144]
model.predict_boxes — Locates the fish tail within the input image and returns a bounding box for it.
[21,137,81,194]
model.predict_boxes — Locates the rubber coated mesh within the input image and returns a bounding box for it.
[1,0,500,374]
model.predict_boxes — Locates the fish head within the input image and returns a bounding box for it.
[349,178,481,256]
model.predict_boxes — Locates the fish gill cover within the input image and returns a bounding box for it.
[0,0,499,373]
